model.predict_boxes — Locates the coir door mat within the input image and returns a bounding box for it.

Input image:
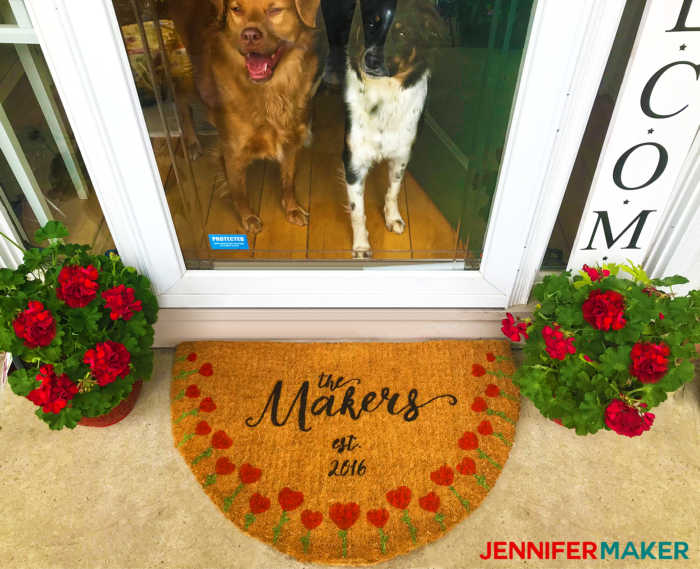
[170,340,520,565]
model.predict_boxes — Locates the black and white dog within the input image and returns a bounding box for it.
[341,0,445,258]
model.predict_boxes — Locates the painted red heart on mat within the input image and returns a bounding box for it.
[458,431,478,450]
[478,420,494,436]
[485,384,500,397]
[472,397,488,412]
[366,508,389,529]
[249,493,270,514]
[187,352,197,362]
[329,502,360,530]
[278,487,304,511]
[215,457,235,476]
[419,491,441,513]
[199,363,214,377]
[456,456,476,476]
[386,486,411,510]
[199,397,216,413]
[472,364,486,377]
[239,463,262,484]
[211,430,233,449]
[195,421,212,436]
[185,384,200,398]
[430,465,454,487]
[301,510,323,530]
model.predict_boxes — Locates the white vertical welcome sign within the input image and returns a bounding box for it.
[569,0,700,270]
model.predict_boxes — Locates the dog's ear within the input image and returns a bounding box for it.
[294,0,321,28]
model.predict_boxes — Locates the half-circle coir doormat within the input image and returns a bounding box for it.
[170,340,520,565]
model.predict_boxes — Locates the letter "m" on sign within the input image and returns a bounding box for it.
[582,210,657,251]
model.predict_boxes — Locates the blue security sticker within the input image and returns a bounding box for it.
[209,234,249,250]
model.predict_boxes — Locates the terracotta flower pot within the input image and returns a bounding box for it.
[78,379,143,427]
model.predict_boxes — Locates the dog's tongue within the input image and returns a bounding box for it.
[246,53,274,80]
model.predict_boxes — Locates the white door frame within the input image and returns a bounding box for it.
[10,0,629,309]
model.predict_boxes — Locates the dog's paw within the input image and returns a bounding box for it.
[188,140,203,161]
[353,249,373,259]
[384,217,406,235]
[243,215,263,234]
[285,207,310,227]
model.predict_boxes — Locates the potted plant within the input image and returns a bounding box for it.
[502,262,700,437]
[0,222,158,429]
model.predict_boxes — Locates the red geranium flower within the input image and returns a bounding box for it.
[195,421,212,435]
[199,397,216,412]
[56,264,99,308]
[501,313,529,342]
[472,364,486,377]
[472,397,488,412]
[477,420,494,436]
[13,301,56,348]
[486,352,496,362]
[542,324,576,360]
[386,486,411,510]
[583,355,593,362]
[366,508,390,528]
[659,313,665,320]
[187,353,197,362]
[301,510,323,531]
[278,487,304,512]
[329,502,360,530]
[215,457,235,476]
[101,284,142,321]
[430,465,454,486]
[582,289,626,331]
[456,457,476,476]
[485,384,500,397]
[458,431,478,450]
[83,340,131,386]
[239,463,262,484]
[582,264,610,282]
[26,364,78,414]
[211,430,233,449]
[604,399,655,437]
[629,341,671,384]
[185,384,200,398]
[417,492,439,513]
[199,363,214,377]
[249,493,270,515]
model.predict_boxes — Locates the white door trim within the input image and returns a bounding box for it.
[13,0,625,309]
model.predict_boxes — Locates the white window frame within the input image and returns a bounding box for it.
[11,0,627,309]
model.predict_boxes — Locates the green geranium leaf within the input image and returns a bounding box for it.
[36,406,82,430]
[68,305,101,335]
[599,346,632,378]
[652,275,689,287]
[8,368,37,397]
[34,221,69,243]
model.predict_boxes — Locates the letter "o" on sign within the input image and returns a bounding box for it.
[613,142,669,190]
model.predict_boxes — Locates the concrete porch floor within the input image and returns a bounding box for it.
[1,348,699,569]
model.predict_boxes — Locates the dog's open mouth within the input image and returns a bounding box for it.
[245,46,284,82]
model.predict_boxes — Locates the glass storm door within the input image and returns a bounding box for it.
[16,0,628,308]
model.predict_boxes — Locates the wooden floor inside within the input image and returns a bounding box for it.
[154,88,468,264]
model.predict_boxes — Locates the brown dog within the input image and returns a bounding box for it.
[169,0,320,233]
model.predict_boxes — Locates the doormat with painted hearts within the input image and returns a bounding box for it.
[170,340,520,566]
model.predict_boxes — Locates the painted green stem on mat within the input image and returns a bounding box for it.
[172,369,198,381]
[204,473,217,487]
[272,511,290,544]
[191,446,212,465]
[448,485,470,512]
[338,530,348,558]
[174,408,199,424]
[301,530,311,553]
[172,389,185,402]
[487,369,512,380]
[223,483,245,512]
[495,355,514,363]
[378,528,388,554]
[434,512,446,532]
[400,510,417,544]
[477,448,502,469]
[487,408,515,425]
[500,393,519,402]
[177,433,194,447]
[244,512,256,531]
[474,474,491,491]
[493,432,512,446]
